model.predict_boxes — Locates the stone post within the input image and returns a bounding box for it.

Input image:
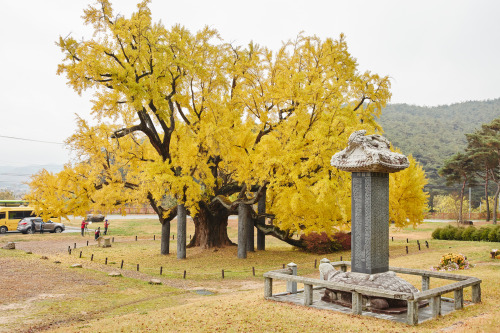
[422,275,430,291]
[352,292,363,315]
[286,262,297,293]
[431,295,441,317]
[407,300,419,325]
[472,283,481,303]
[264,277,273,297]
[331,130,409,274]
[177,204,186,259]
[304,284,313,305]
[454,288,464,310]
[319,258,330,280]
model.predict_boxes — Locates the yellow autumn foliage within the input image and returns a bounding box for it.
[389,153,429,228]
[27,0,428,245]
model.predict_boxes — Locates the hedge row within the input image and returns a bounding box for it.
[432,225,500,242]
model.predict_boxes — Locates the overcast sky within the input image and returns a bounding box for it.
[0,0,499,168]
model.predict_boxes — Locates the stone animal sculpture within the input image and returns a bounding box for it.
[319,263,418,310]
[330,130,409,173]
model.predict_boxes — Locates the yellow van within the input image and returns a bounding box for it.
[0,207,35,234]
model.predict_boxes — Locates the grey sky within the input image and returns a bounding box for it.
[0,0,499,167]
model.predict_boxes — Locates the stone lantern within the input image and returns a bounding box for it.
[331,130,409,274]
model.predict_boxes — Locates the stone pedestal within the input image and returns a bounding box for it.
[351,172,389,274]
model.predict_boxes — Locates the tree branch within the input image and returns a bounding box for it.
[111,125,143,138]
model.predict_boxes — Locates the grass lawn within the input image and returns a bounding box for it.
[1,218,499,332]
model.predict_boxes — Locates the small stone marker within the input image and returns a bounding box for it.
[192,288,214,295]
[108,272,122,277]
[40,256,49,260]
[149,279,162,285]
[71,263,83,268]
[3,242,15,250]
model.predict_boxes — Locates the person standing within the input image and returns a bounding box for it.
[30,219,36,234]
[94,227,100,241]
[81,220,86,237]
[104,219,109,235]
[40,221,44,234]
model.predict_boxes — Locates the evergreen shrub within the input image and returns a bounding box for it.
[471,229,482,241]
[432,225,498,242]
[480,227,491,241]
[488,228,497,242]
[432,227,442,239]
[439,225,455,240]
[462,226,476,241]
[453,227,465,240]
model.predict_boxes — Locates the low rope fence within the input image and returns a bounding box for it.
[64,236,430,280]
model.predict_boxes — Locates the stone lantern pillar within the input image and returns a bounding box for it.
[331,130,409,274]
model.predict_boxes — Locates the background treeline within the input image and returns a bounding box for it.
[379,98,500,210]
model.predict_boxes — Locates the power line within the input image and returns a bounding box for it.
[0,135,63,145]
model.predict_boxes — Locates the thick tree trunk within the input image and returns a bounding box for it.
[493,185,500,225]
[177,204,186,259]
[161,218,170,255]
[246,204,254,252]
[187,201,235,248]
[459,180,466,223]
[147,193,174,256]
[485,174,490,221]
[238,203,249,259]
[257,190,266,251]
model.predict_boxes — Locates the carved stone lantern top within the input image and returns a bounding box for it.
[331,130,409,173]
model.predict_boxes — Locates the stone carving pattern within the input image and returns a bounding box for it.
[352,174,363,272]
[371,174,389,271]
[331,130,409,173]
[320,263,419,294]
[364,175,372,271]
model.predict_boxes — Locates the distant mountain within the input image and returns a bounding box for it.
[3,99,500,198]
[378,98,500,189]
[0,164,63,196]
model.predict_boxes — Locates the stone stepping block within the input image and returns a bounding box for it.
[108,272,122,277]
[54,261,62,264]
[149,279,162,285]
[191,289,215,296]
[71,263,83,268]
[3,242,16,249]
[40,256,49,260]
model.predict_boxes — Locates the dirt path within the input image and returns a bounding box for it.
[0,237,266,332]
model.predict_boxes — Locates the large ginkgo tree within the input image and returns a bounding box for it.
[28,0,428,255]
